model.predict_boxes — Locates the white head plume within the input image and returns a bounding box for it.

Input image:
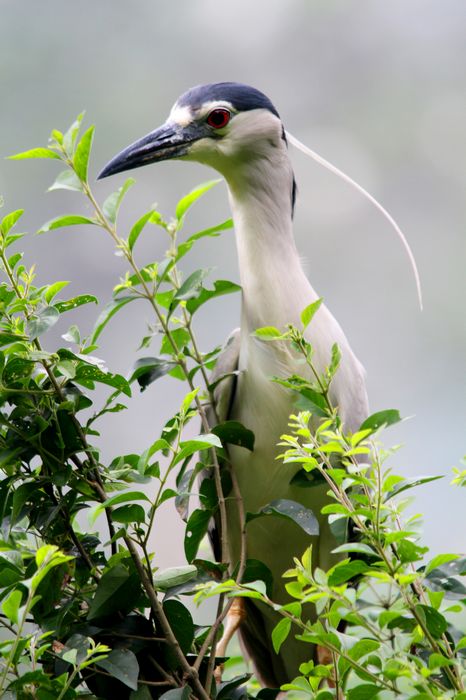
[286,131,423,310]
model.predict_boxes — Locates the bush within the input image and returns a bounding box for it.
[0,115,464,699]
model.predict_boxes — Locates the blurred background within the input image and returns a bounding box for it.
[0,0,465,564]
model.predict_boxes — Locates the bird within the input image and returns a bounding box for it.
[98,82,370,688]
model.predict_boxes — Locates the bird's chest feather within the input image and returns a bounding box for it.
[229,335,309,505]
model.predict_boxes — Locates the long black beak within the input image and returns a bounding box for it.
[97,122,196,179]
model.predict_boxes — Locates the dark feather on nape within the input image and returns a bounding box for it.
[291,175,298,217]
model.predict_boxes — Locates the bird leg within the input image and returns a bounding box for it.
[214,597,247,682]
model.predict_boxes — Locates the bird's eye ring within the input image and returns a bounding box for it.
[206,108,231,129]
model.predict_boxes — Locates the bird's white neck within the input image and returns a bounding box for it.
[224,151,316,333]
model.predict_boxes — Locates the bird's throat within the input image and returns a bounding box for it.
[225,156,316,334]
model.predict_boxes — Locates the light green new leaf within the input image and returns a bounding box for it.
[44,281,70,304]
[425,553,460,576]
[103,177,135,224]
[2,589,23,625]
[301,298,323,330]
[54,294,98,313]
[73,125,95,182]
[175,179,222,220]
[1,209,24,235]
[48,169,84,192]
[63,112,85,153]
[173,434,222,466]
[8,148,61,161]
[253,326,284,340]
[360,409,402,432]
[176,218,233,260]
[38,214,96,234]
[272,617,291,654]
[91,295,137,344]
[128,210,154,250]
[186,279,241,314]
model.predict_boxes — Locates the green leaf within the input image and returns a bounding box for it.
[2,357,34,384]
[173,434,222,466]
[348,639,380,660]
[159,689,191,700]
[27,306,60,339]
[2,589,22,624]
[359,409,402,432]
[44,281,69,304]
[175,179,222,220]
[91,295,137,344]
[294,386,329,417]
[347,685,382,700]
[48,169,84,192]
[75,364,131,396]
[217,675,252,700]
[1,209,24,235]
[428,653,456,669]
[163,599,194,654]
[425,553,460,577]
[272,617,291,654]
[112,504,146,524]
[103,177,135,224]
[129,356,178,391]
[301,298,323,330]
[185,509,212,562]
[54,294,98,313]
[211,420,255,451]
[63,112,84,153]
[236,559,274,597]
[153,565,198,591]
[415,604,448,638]
[253,326,284,340]
[326,342,341,381]
[93,491,149,521]
[332,542,378,557]
[73,125,94,181]
[387,474,443,498]
[246,499,319,536]
[328,559,369,585]
[176,218,233,260]
[88,564,140,620]
[128,210,154,250]
[96,648,139,690]
[172,268,210,305]
[8,147,61,160]
[38,214,96,234]
[186,279,241,314]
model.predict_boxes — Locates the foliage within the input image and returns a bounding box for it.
[0,115,464,699]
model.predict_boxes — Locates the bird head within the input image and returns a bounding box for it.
[98,82,287,181]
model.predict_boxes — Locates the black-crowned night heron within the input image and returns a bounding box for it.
[98,82,370,687]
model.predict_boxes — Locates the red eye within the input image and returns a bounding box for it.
[206,108,231,129]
